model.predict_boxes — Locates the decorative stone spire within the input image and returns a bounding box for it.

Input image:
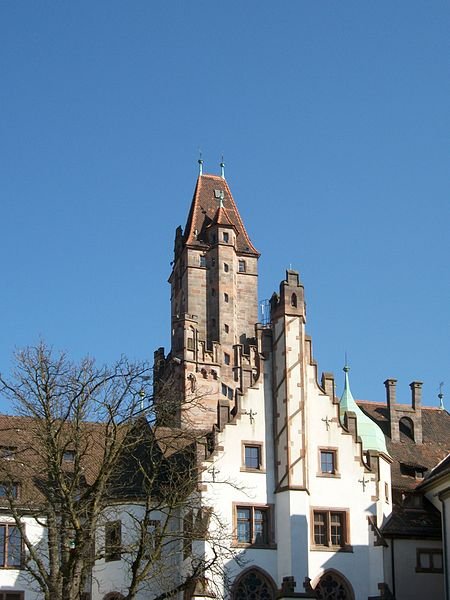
[340,365,388,454]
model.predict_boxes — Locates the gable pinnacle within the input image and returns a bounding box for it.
[198,152,203,176]
[220,157,225,179]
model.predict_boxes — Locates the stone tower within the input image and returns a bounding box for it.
[155,170,260,429]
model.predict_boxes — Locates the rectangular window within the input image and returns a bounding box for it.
[183,511,193,558]
[221,384,233,400]
[223,232,229,243]
[320,450,336,474]
[244,445,262,470]
[224,353,230,365]
[0,483,18,499]
[0,524,22,568]
[312,510,348,549]
[199,255,206,267]
[0,593,24,600]
[416,549,443,573]
[144,520,161,560]
[235,505,271,547]
[223,263,229,272]
[224,293,229,303]
[238,260,246,273]
[224,324,229,333]
[105,521,121,562]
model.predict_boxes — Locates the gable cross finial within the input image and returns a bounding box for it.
[242,408,257,424]
[438,382,445,410]
[359,477,370,492]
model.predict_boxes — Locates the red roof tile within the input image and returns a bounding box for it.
[183,174,259,256]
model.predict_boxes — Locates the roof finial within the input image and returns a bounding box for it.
[198,151,203,176]
[438,382,445,410]
[220,155,225,179]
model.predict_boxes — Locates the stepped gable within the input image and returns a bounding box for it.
[358,401,450,491]
[183,174,259,256]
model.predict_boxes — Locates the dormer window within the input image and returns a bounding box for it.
[0,447,16,461]
[63,451,75,462]
[399,417,414,442]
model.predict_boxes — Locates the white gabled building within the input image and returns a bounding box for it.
[154,168,394,599]
[0,167,449,600]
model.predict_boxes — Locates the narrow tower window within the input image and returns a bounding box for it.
[224,324,229,333]
[238,260,246,272]
[223,232,229,243]
[224,293,229,303]
[291,293,297,307]
[224,353,230,365]
[224,263,229,273]
[200,255,206,267]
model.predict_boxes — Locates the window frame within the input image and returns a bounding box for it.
[416,548,443,573]
[232,503,275,548]
[0,523,23,569]
[241,442,265,472]
[317,447,340,478]
[311,508,351,552]
[0,483,19,500]
[104,520,122,562]
[238,259,246,273]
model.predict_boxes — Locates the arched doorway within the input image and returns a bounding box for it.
[232,568,276,600]
[314,569,354,600]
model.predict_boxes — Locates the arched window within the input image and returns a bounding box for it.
[232,568,276,600]
[314,570,354,600]
[399,417,415,441]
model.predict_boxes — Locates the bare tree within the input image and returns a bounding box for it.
[0,343,239,600]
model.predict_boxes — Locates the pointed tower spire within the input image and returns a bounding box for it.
[220,156,225,179]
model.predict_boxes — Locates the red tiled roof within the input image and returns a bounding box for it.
[358,401,450,492]
[183,174,259,256]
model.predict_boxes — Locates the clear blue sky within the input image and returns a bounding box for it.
[1,1,448,411]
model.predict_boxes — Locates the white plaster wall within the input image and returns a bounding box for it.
[389,538,444,600]
[92,503,178,600]
[0,515,44,600]
[201,381,278,595]
[304,362,386,599]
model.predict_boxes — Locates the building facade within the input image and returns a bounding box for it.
[0,168,448,600]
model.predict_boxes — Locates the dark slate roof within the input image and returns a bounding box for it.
[358,402,450,492]
[183,174,259,256]
[382,497,442,538]
[418,453,450,490]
